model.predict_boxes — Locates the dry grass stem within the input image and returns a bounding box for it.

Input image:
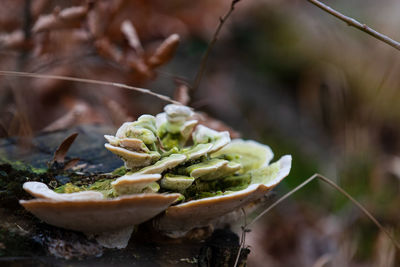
[0,70,181,105]
[233,208,248,267]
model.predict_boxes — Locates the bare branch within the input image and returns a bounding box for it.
[192,0,242,93]
[0,70,181,105]
[307,0,400,51]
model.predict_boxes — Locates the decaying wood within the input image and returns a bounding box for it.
[0,125,249,266]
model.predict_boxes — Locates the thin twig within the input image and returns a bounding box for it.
[306,0,400,51]
[192,0,241,94]
[0,70,181,105]
[233,208,247,267]
[233,173,400,266]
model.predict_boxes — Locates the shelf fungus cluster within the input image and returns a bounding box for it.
[20,104,292,248]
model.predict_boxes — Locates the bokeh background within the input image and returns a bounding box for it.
[0,0,399,266]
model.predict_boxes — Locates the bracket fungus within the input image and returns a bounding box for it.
[20,104,292,248]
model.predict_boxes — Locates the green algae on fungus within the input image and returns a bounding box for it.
[20,104,292,244]
[53,174,162,198]
[54,183,81,194]
[101,104,290,202]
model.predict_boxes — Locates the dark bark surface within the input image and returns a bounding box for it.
[0,125,249,266]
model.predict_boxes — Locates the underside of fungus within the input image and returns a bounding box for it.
[20,104,292,248]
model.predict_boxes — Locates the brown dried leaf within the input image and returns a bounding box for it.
[53,132,78,163]
[95,37,123,63]
[86,1,111,38]
[87,7,103,38]
[148,33,180,68]
[121,20,143,55]
[63,158,80,170]
[0,30,27,50]
[32,5,88,33]
[126,51,152,78]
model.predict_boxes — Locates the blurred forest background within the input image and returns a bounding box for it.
[0,0,399,266]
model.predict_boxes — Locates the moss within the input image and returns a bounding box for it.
[0,159,116,208]
[159,132,181,151]
[220,173,251,190]
[0,163,53,210]
[0,157,47,174]
[54,178,118,198]
[87,179,117,198]
[112,166,127,176]
[182,173,252,201]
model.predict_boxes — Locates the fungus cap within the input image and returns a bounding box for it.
[136,154,187,174]
[155,154,291,235]
[20,182,181,233]
[111,173,162,195]
[23,181,104,200]
[104,143,160,168]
